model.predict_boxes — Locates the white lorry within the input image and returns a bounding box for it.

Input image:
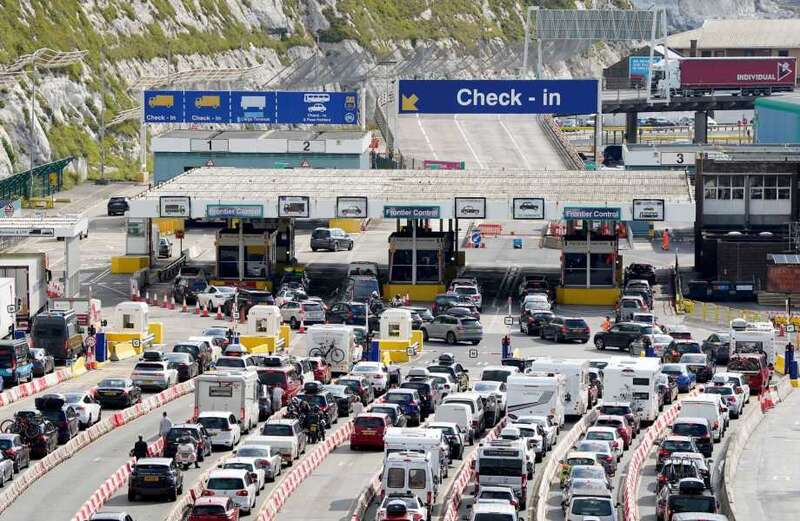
[602,358,661,423]
[529,359,591,417]
[507,374,566,427]
[0,278,15,338]
[194,371,260,433]
[306,324,356,376]
[729,319,777,367]
[383,427,449,481]
[0,253,48,331]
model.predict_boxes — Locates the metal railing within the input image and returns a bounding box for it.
[538,115,585,170]
[156,252,187,282]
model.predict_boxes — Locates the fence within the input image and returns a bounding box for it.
[679,299,780,327]
[539,115,585,170]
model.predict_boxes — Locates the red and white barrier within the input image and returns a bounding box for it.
[622,388,700,521]
[0,380,195,515]
[441,418,508,521]
[0,368,73,408]
[349,470,383,521]
[255,421,354,521]
[71,438,164,521]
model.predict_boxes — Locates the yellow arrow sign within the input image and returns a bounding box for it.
[401,93,419,111]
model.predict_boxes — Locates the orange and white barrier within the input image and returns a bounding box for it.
[0,380,195,515]
[0,368,72,408]
[255,421,354,521]
[478,224,502,237]
[71,438,164,521]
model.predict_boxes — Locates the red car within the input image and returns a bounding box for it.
[305,357,332,384]
[728,353,771,394]
[188,496,239,521]
[594,414,633,449]
[350,413,390,450]
[256,366,302,406]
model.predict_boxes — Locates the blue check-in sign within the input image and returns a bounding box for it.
[144,91,184,123]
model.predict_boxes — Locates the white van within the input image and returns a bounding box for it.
[476,439,528,509]
[384,427,449,480]
[507,374,566,427]
[678,396,725,442]
[194,371,260,433]
[442,392,485,435]
[480,365,520,383]
[435,403,474,444]
[382,451,438,515]
[306,324,356,376]
[602,358,661,422]
[529,359,591,417]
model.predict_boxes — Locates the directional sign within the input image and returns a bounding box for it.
[277,91,359,124]
[144,90,184,123]
[471,231,482,246]
[185,90,230,123]
[231,91,276,124]
[398,79,599,116]
[468,348,479,359]
[628,56,656,81]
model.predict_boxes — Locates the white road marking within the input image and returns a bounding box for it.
[416,115,437,159]
[454,116,484,169]
[498,117,532,170]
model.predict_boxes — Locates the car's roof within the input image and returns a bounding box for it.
[472,501,517,514]
[265,418,296,425]
[198,411,233,418]
[663,435,694,442]
[136,457,172,466]
[600,401,631,407]
[209,468,249,479]
[193,496,231,507]
[587,426,618,434]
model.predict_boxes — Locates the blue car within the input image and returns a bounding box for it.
[0,339,34,386]
[661,363,696,392]
[382,389,422,426]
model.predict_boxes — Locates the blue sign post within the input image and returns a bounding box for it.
[471,231,481,247]
[143,90,359,125]
[397,79,599,116]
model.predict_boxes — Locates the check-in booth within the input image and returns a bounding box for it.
[215,226,278,288]
[377,308,424,363]
[239,304,290,353]
[558,207,623,305]
[105,301,158,360]
[386,227,453,301]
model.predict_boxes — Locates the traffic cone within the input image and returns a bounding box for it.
[162,294,169,309]
[195,301,200,315]
[170,296,176,310]
[298,310,306,333]
[182,297,188,313]
[405,293,410,305]
[145,291,150,305]
[202,303,209,317]
[216,305,223,320]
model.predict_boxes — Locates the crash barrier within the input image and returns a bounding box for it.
[622,388,701,521]
[539,114,586,170]
[531,409,599,521]
[347,469,383,521]
[108,340,136,361]
[477,224,502,237]
[71,438,164,521]
[255,421,354,521]
[0,379,195,515]
[721,377,793,521]
[0,367,73,407]
[441,418,508,521]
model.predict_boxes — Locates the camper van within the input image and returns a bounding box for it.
[476,439,528,509]
[194,371,260,433]
[602,358,661,423]
[306,324,356,376]
[529,359,591,417]
[507,374,566,427]
[729,319,777,367]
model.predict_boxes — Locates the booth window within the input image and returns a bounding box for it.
[563,253,587,286]
[256,319,269,333]
[126,220,145,237]
[218,246,239,278]
[388,323,401,337]
[750,175,790,200]
[704,175,744,200]
[416,250,440,282]
[589,253,614,286]
[390,249,413,283]
[123,314,134,329]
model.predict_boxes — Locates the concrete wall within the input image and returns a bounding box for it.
[153,152,370,183]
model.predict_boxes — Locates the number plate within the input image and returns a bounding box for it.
[144,476,160,482]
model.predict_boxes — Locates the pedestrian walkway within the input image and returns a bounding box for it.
[732,390,800,521]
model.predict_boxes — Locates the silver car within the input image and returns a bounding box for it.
[566,495,617,521]
[0,453,13,487]
[421,315,483,345]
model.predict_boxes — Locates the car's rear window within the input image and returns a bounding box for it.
[312,229,330,239]
[355,417,385,429]
[385,392,413,404]
[455,287,478,295]
[461,318,479,325]
[206,477,245,490]
[198,417,228,430]
[669,496,716,513]
[262,424,292,436]
[134,363,163,371]
[565,319,588,327]
[302,303,322,311]
[587,431,614,441]
[672,423,708,437]
[600,405,630,416]
[705,387,732,396]
[662,439,695,451]
[192,505,226,515]
[729,358,762,372]
[217,358,245,368]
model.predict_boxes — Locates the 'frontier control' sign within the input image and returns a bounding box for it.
[383,206,440,219]
[563,207,621,220]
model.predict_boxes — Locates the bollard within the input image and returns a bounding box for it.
[202,304,209,318]
[216,305,223,320]
[182,298,188,313]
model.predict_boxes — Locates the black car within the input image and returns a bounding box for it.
[657,478,718,521]
[128,458,184,501]
[13,411,58,458]
[593,322,652,352]
[702,333,731,364]
[95,378,142,408]
[297,390,339,427]
[225,289,275,319]
[164,352,199,382]
[323,384,356,417]
[428,423,465,460]
[657,374,679,406]
[164,424,212,459]
[404,306,434,323]
[432,293,462,317]
[35,395,80,444]
[400,379,437,417]
[337,376,374,405]
[540,316,590,343]
[663,340,703,364]
[326,301,379,331]
[519,309,554,336]
[173,341,212,373]
[624,263,656,286]
[30,348,54,377]
[680,353,715,383]
[370,404,407,427]
[172,276,208,306]
[0,434,30,472]
[107,196,129,216]
[427,364,469,392]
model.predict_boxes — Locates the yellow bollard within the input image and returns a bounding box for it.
[701,303,707,321]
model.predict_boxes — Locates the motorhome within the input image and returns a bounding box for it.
[529,359,591,417]
[602,358,661,423]
[306,324,356,376]
[507,374,566,427]
[194,371,260,433]
[729,319,777,367]
[383,427,449,481]
[475,439,528,509]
